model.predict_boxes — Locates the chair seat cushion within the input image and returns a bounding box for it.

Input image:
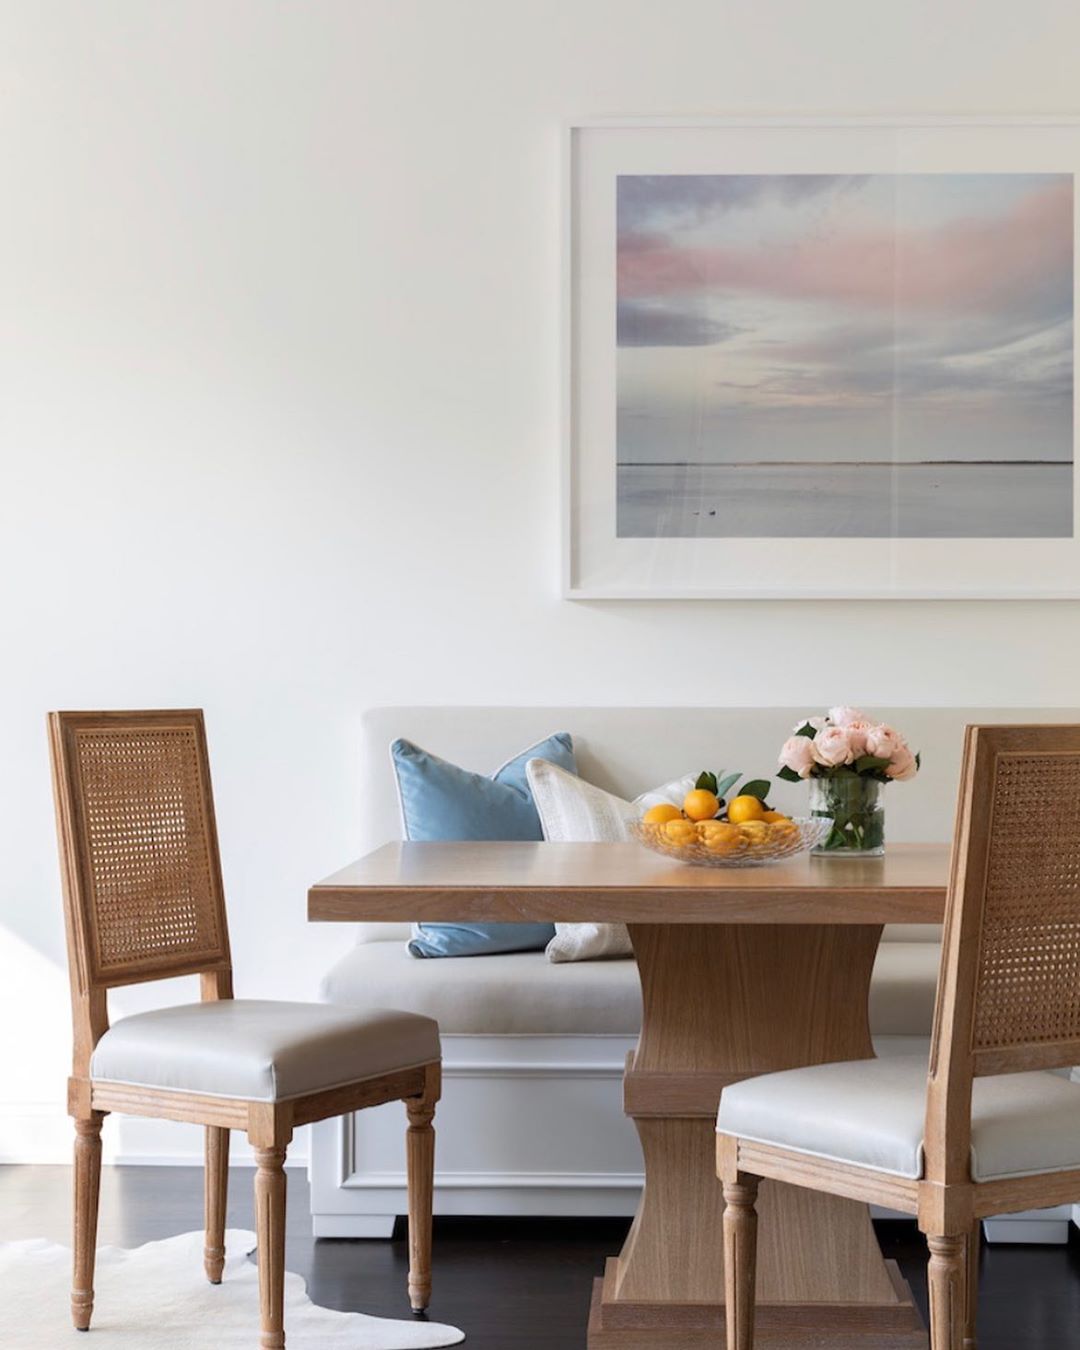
[90,1000,440,1103]
[717,1054,1080,1182]
[320,941,642,1035]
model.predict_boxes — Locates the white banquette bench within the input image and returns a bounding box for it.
[310,706,1079,1245]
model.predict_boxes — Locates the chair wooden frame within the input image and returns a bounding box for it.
[49,709,441,1347]
[718,723,1080,1350]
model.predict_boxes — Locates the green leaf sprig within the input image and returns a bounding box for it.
[693,770,774,813]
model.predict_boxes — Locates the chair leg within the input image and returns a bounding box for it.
[405,1093,436,1313]
[927,1232,967,1350]
[204,1126,230,1284]
[72,1114,104,1331]
[253,1145,288,1350]
[964,1222,980,1348]
[722,1173,760,1350]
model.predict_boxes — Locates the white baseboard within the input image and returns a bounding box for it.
[0,1104,309,1167]
[312,1179,642,1239]
[0,1103,74,1165]
[873,1206,1071,1245]
[984,1216,1071,1245]
[314,1215,398,1239]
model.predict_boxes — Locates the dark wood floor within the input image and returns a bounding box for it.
[4,1165,1080,1347]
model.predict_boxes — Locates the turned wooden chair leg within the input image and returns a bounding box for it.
[72,1114,104,1332]
[253,1145,288,1350]
[405,1093,436,1313]
[204,1126,230,1284]
[722,1173,760,1350]
[927,1232,966,1350]
[964,1222,980,1348]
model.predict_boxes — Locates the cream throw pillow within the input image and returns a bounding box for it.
[525,760,698,963]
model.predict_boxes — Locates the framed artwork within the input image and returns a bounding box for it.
[563,118,1078,598]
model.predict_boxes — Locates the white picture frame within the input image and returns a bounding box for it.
[563,117,1079,599]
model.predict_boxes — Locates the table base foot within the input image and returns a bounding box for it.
[587,1263,927,1349]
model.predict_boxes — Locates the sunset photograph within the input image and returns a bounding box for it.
[616,172,1074,537]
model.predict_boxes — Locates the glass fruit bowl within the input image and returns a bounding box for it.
[630,816,833,868]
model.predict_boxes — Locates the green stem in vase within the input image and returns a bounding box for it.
[809,774,885,856]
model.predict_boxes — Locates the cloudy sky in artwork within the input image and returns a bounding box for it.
[616,174,1074,464]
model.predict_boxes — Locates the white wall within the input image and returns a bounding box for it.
[2,0,1080,1165]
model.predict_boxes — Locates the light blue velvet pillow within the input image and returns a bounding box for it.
[391,732,576,958]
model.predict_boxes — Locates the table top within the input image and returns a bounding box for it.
[308,841,949,925]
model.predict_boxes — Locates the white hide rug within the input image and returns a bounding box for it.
[0,1229,465,1348]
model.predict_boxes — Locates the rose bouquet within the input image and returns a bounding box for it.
[776,708,920,856]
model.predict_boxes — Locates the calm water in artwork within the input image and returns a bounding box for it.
[617,462,1073,538]
[616,172,1074,538]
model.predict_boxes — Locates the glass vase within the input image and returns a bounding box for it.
[808,774,885,857]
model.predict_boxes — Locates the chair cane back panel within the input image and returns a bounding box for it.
[51,711,231,990]
[973,748,1080,1058]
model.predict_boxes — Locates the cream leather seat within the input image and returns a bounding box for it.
[717,1054,1080,1182]
[91,1001,440,1102]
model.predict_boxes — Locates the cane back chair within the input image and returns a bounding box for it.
[49,709,442,1348]
[718,723,1080,1350]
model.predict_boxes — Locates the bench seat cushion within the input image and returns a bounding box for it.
[320,941,643,1035]
[320,939,941,1039]
[868,940,940,1037]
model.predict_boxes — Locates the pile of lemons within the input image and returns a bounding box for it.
[641,788,797,857]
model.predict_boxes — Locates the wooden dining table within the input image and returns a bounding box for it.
[308,840,949,1349]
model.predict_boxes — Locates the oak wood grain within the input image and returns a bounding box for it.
[600,919,922,1345]
[405,1064,441,1313]
[722,1175,758,1350]
[308,841,949,925]
[253,1145,288,1350]
[71,1114,103,1331]
[49,710,444,1346]
[308,837,937,1347]
[204,1126,229,1284]
[717,723,1080,1350]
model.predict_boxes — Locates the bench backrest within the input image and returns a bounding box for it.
[355,707,1080,945]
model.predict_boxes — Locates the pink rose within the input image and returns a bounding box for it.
[843,720,875,756]
[778,735,817,779]
[865,724,904,760]
[828,706,869,728]
[812,725,854,768]
[794,715,829,734]
[887,744,919,781]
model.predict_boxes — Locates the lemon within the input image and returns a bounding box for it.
[738,820,770,850]
[664,818,698,846]
[698,820,745,855]
[683,788,720,821]
[761,810,789,824]
[727,795,766,825]
[643,802,684,825]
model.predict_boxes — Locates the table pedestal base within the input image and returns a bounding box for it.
[586,924,930,1349]
[587,1164,927,1348]
[588,1272,926,1349]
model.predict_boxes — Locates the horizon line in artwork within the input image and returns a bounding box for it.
[618,458,1072,468]
[614,171,1074,539]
